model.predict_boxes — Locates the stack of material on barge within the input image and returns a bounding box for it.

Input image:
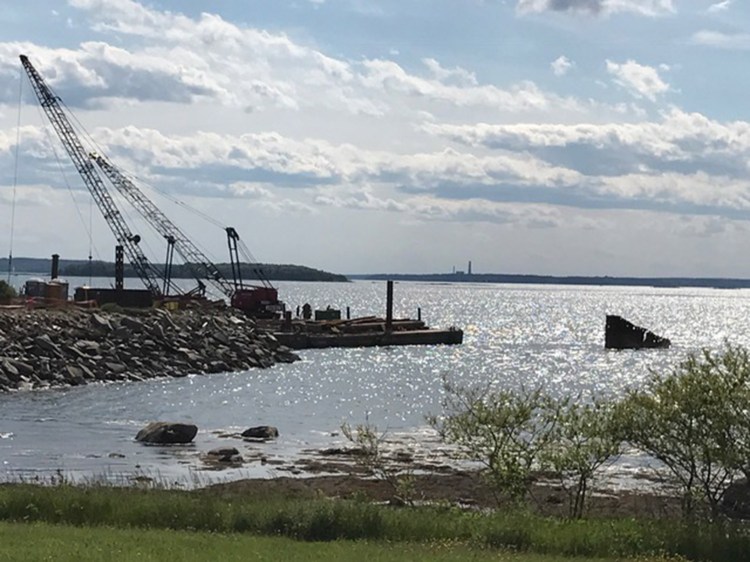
[269,281,463,350]
[271,316,463,349]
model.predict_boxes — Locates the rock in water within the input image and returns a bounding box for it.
[605,315,670,350]
[206,447,243,463]
[135,422,198,444]
[241,425,279,440]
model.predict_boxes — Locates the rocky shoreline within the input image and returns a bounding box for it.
[0,306,300,392]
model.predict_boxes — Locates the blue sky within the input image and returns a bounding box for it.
[1,0,750,276]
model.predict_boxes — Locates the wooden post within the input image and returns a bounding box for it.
[346,306,351,320]
[385,280,393,333]
[50,254,59,280]
[417,307,421,322]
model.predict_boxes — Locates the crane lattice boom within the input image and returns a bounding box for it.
[91,153,236,298]
[19,54,164,297]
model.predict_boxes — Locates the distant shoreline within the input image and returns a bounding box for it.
[348,273,750,290]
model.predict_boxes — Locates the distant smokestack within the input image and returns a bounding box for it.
[51,254,59,280]
[468,260,472,275]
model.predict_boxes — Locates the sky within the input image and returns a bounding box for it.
[1,0,750,277]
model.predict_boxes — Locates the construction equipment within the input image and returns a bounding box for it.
[93,154,282,315]
[20,54,170,298]
[225,227,281,317]
[21,54,283,316]
[91,152,225,298]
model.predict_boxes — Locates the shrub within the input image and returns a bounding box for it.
[542,398,622,518]
[341,419,417,506]
[0,280,16,301]
[618,344,750,519]
[428,377,563,505]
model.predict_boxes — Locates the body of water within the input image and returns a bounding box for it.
[1,279,748,487]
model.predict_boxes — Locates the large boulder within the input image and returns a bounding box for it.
[605,315,670,350]
[241,425,279,441]
[135,422,198,444]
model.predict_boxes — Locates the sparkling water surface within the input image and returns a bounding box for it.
[2,279,750,486]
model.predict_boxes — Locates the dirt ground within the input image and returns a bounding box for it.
[207,449,683,519]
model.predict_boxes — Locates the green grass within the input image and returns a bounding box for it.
[0,484,747,560]
[0,521,679,562]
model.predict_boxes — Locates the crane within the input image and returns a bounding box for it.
[21,54,282,315]
[91,152,232,298]
[225,226,281,317]
[94,154,282,315]
[19,54,168,298]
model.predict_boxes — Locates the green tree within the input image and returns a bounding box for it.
[428,377,563,505]
[619,344,750,519]
[542,399,622,518]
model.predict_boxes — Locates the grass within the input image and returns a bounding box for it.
[0,521,681,562]
[0,483,748,560]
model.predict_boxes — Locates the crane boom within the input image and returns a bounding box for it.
[19,54,165,297]
[91,153,236,298]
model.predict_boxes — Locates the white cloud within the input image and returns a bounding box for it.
[360,58,583,112]
[551,56,574,76]
[0,0,598,124]
[517,0,675,17]
[422,58,478,87]
[692,30,750,50]
[315,191,577,228]
[606,59,670,101]
[707,1,732,13]
[423,108,750,213]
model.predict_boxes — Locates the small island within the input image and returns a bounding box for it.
[0,257,348,283]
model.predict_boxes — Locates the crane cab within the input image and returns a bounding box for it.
[231,286,283,318]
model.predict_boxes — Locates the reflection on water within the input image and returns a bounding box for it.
[2,279,750,484]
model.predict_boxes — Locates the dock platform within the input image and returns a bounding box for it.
[270,280,463,350]
[273,325,463,350]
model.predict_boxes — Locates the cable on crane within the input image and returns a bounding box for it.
[34,102,104,266]
[7,67,23,284]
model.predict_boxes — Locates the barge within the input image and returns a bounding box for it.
[266,281,464,350]
[271,317,464,350]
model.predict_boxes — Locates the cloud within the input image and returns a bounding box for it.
[691,30,750,50]
[707,1,732,13]
[314,191,577,228]
[516,0,675,17]
[360,59,583,112]
[421,108,750,217]
[0,0,598,123]
[424,108,750,179]
[551,56,574,76]
[422,58,478,87]
[606,59,670,101]
[1,42,225,109]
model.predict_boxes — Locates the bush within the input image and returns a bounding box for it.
[0,280,16,301]
[618,344,750,519]
[428,377,563,504]
[542,399,622,518]
[341,420,417,506]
